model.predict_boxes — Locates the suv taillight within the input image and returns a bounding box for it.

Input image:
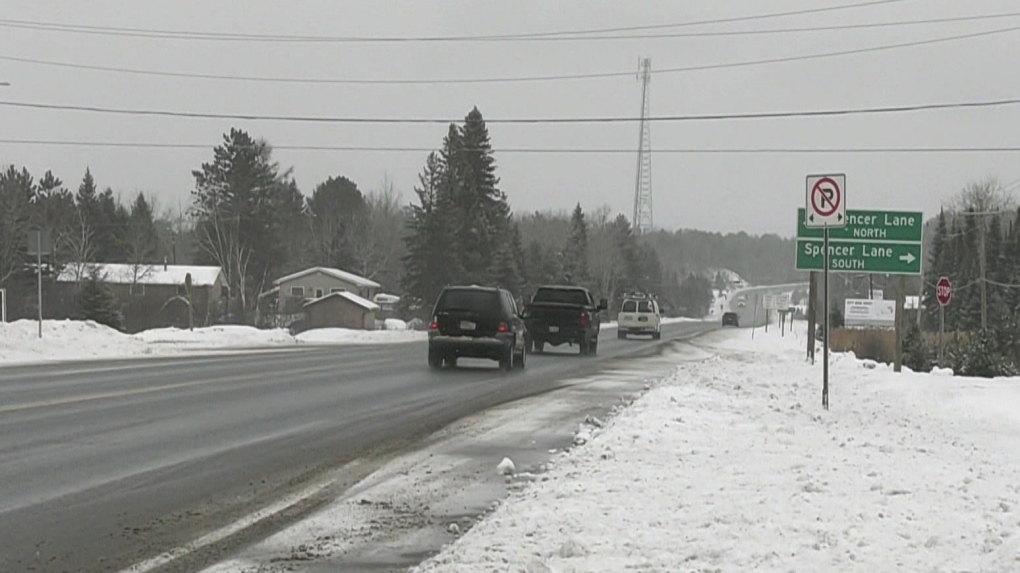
[497,322,509,333]
[429,319,439,331]
[580,311,589,325]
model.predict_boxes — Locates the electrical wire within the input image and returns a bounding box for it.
[0,0,908,43]
[3,24,1018,85]
[3,140,1020,154]
[3,97,1020,124]
[3,10,1015,42]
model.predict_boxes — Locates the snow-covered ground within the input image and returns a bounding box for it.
[410,322,1020,572]
[0,319,426,366]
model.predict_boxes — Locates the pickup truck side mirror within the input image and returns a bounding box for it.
[597,298,608,311]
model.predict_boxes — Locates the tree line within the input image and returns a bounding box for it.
[2,107,800,329]
[905,178,1020,377]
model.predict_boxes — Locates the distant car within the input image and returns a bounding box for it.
[722,312,740,327]
[427,285,527,371]
[617,293,662,339]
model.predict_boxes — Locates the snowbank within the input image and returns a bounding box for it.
[135,325,297,347]
[0,319,154,365]
[412,320,1020,572]
[295,327,426,345]
[0,319,425,367]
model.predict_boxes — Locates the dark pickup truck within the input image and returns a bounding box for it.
[521,285,607,356]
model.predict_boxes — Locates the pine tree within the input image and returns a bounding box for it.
[957,211,982,331]
[561,203,591,285]
[986,214,1008,320]
[191,128,304,319]
[402,151,454,312]
[922,209,948,331]
[78,266,123,330]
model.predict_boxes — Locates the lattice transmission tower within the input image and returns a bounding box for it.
[632,57,653,234]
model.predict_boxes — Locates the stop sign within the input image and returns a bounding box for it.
[936,276,952,306]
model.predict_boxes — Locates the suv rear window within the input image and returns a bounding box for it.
[532,288,589,306]
[435,289,501,314]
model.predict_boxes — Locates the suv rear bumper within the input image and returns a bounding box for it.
[526,323,593,344]
[429,333,513,360]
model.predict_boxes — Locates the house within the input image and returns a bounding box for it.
[270,267,381,314]
[302,291,379,330]
[55,262,227,332]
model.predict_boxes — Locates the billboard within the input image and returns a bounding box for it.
[843,298,896,328]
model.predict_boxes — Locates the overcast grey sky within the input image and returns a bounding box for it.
[2,0,1020,237]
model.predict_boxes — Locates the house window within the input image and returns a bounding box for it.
[315,289,324,298]
[291,286,305,298]
[130,283,145,296]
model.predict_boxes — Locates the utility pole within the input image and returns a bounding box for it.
[978,215,988,330]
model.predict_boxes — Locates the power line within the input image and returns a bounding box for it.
[2,140,1020,154]
[3,10,1012,43]
[4,24,1018,85]
[4,97,1020,124]
[0,0,907,43]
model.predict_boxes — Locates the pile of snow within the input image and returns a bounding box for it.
[412,320,1020,572]
[384,318,409,331]
[0,319,426,367]
[295,327,425,345]
[0,319,153,365]
[136,325,297,347]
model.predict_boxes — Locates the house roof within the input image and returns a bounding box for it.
[272,266,381,289]
[302,290,380,312]
[55,263,224,287]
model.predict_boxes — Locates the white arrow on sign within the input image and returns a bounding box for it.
[899,252,916,264]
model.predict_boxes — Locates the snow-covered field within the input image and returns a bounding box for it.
[411,322,1020,573]
[0,319,426,366]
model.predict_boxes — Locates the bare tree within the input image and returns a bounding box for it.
[61,209,99,284]
[950,177,1016,214]
[348,177,407,285]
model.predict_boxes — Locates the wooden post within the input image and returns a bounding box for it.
[807,271,817,363]
[894,275,905,372]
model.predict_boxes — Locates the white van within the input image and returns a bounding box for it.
[617,294,661,339]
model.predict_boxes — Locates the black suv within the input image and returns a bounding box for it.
[722,311,740,327]
[427,285,527,371]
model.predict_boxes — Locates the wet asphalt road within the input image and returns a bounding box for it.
[0,320,716,573]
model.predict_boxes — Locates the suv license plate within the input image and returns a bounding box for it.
[549,326,559,333]
[459,320,476,330]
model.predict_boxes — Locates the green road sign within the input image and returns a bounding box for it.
[795,208,923,275]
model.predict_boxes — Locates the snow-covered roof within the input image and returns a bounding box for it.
[273,266,380,289]
[306,291,383,309]
[56,263,224,287]
[303,290,380,312]
[373,293,400,304]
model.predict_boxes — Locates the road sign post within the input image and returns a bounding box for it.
[27,230,53,339]
[804,174,847,411]
[936,276,952,365]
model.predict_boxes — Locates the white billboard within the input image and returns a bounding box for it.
[844,298,896,328]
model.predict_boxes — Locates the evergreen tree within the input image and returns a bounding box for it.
[985,214,1008,319]
[957,211,982,331]
[306,175,365,269]
[123,192,160,267]
[402,151,455,312]
[78,266,123,330]
[561,203,591,285]
[191,128,304,319]
[922,209,948,330]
